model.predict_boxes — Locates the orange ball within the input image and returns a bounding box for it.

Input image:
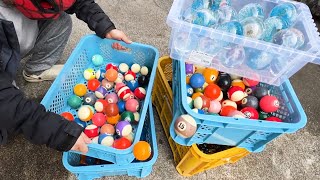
[104,103,119,117]
[74,84,87,97]
[61,112,74,121]
[204,84,221,100]
[220,106,237,116]
[100,124,115,135]
[105,69,118,82]
[192,92,203,100]
[133,141,151,161]
[106,114,120,125]
[231,79,245,90]
[202,68,219,84]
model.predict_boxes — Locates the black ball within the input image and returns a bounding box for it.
[217,73,231,92]
[253,87,269,99]
[83,92,97,106]
[138,75,149,87]
[241,95,259,109]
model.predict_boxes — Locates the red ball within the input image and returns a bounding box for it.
[105,63,118,71]
[113,137,132,149]
[92,113,106,127]
[220,106,237,116]
[87,79,100,91]
[240,107,259,119]
[118,86,134,101]
[227,86,245,102]
[243,77,259,87]
[84,125,99,138]
[125,99,140,112]
[134,87,146,100]
[94,99,108,113]
[104,103,119,117]
[61,112,74,121]
[204,84,221,100]
[259,95,280,113]
[266,117,283,122]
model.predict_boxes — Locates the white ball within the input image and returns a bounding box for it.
[119,63,129,73]
[140,66,149,76]
[131,64,141,74]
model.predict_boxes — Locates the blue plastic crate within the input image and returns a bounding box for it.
[62,102,158,180]
[169,60,307,152]
[166,0,320,86]
[41,35,159,164]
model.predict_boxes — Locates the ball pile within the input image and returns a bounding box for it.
[61,55,151,150]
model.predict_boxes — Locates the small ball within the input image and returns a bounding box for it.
[227,86,245,102]
[194,95,210,110]
[174,115,197,138]
[125,99,139,113]
[83,68,96,80]
[191,92,203,100]
[204,84,221,100]
[78,106,94,122]
[133,112,140,123]
[259,111,271,120]
[134,87,146,100]
[125,70,137,81]
[95,86,108,99]
[243,77,259,87]
[241,95,259,109]
[92,54,104,66]
[101,79,114,90]
[240,107,259,119]
[228,110,246,118]
[94,99,108,113]
[220,106,237,116]
[259,95,280,113]
[208,100,221,114]
[98,133,114,147]
[187,96,194,109]
[74,84,87,97]
[115,73,124,83]
[140,66,149,76]
[221,100,237,109]
[105,92,118,104]
[100,124,115,135]
[133,141,151,161]
[87,79,100,91]
[61,112,74,121]
[190,73,205,89]
[74,118,87,128]
[119,63,129,73]
[131,63,141,74]
[84,124,99,138]
[127,80,139,91]
[117,100,126,113]
[202,68,219,84]
[118,86,134,101]
[116,121,133,137]
[186,84,194,97]
[217,72,231,92]
[115,82,126,93]
[138,75,149,87]
[104,103,119,117]
[67,95,82,109]
[83,92,97,106]
[121,111,135,123]
[92,113,106,127]
[124,132,134,143]
[105,63,118,71]
[95,69,106,81]
[231,79,245,90]
[253,87,269,99]
[105,69,118,82]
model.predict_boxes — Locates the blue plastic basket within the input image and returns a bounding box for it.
[62,102,158,180]
[41,35,159,164]
[170,60,307,152]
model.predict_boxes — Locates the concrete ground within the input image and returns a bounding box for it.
[0,0,319,179]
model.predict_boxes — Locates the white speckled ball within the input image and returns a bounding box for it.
[140,66,149,76]
[119,63,129,73]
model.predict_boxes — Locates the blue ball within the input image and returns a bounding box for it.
[190,73,205,89]
[186,84,194,97]
[217,21,243,36]
[118,100,126,113]
[246,49,273,70]
[127,80,139,91]
[92,54,104,67]
[74,118,87,128]
[270,3,297,29]
[95,69,106,81]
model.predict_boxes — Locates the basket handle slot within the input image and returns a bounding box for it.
[111,42,132,53]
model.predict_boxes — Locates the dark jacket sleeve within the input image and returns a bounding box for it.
[66,0,116,38]
[0,72,84,151]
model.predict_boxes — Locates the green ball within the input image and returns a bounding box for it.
[67,95,82,109]
[259,111,270,120]
[121,111,135,123]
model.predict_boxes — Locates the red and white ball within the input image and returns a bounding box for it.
[94,99,108,113]
[115,73,124,83]
[140,66,149,76]
[105,63,118,71]
[228,110,246,118]
[84,124,99,138]
[194,95,210,110]
[214,91,223,102]
[134,87,146,100]
[228,86,245,102]
[119,63,129,73]
[131,63,141,74]
[240,107,259,119]
[124,70,136,81]
[115,82,126,93]
[221,100,237,109]
[117,86,132,100]
[259,95,280,113]
[92,113,106,127]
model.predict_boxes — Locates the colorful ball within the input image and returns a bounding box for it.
[228,110,246,118]
[138,75,148,87]
[84,124,99,138]
[95,69,106,81]
[92,113,106,127]
[83,68,96,80]
[105,92,118,104]
[87,79,100,91]
[83,92,97,106]
[92,54,104,66]
[106,63,118,71]
[104,103,119,117]
[259,95,280,113]
[105,69,118,82]
[191,92,203,100]
[74,84,87,97]
[100,124,115,135]
[113,137,131,149]
[119,63,129,73]
[98,133,114,147]
[133,141,151,161]
[253,87,269,99]
[134,87,146,100]
[190,73,205,89]
[106,114,120,125]
[231,79,245,90]
[240,107,259,119]
[186,84,193,97]
[202,68,219,84]
[131,64,141,74]
[95,86,108,99]
[78,105,94,122]
[174,115,197,138]
[67,95,82,109]
[227,86,245,102]
[121,111,135,123]
[185,63,195,74]
[94,99,108,113]
[204,84,221,100]
[221,100,237,109]
[118,86,134,101]
[214,91,223,102]
[220,106,237,116]
[61,112,74,121]
[241,95,259,109]
[243,77,259,87]
[117,100,126,113]
[116,121,132,137]
[140,66,149,76]
[208,100,221,113]
[127,80,139,91]
[101,79,114,90]
[194,95,210,110]
[259,111,271,120]
[187,96,194,109]
[125,99,139,113]
[115,82,126,93]
[133,112,140,123]
[125,70,136,81]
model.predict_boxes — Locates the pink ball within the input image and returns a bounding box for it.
[208,100,221,114]
[125,99,139,112]
[105,92,119,104]
[92,113,106,127]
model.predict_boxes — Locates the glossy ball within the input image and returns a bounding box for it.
[61,112,74,121]
[115,82,126,93]
[204,84,221,100]
[246,50,273,70]
[105,92,118,104]
[238,3,264,21]
[133,112,140,123]
[124,70,136,81]
[116,121,132,137]
[243,77,259,87]
[215,91,224,102]
[115,73,124,83]
[117,100,126,113]
[83,92,97,106]
[273,28,305,49]
[100,124,115,135]
[119,63,129,73]
[118,86,134,101]
[127,80,139,91]
[228,86,245,102]
[192,92,203,100]
[84,124,99,138]
[74,84,87,97]
[241,17,264,39]
[260,95,280,113]
[74,118,87,128]
[140,66,149,76]
[208,100,222,114]
[217,72,231,92]
[266,117,283,122]
[95,69,106,81]
[121,111,135,123]
[186,84,194,97]
[138,75,149,87]
[101,79,114,90]
[185,63,194,74]
[174,115,197,138]
[92,113,106,127]
[125,99,139,113]
[253,87,269,99]
[194,95,210,110]
[106,114,120,125]
[131,64,141,74]
[187,96,194,109]
[134,87,146,100]
[133,141,151,161]
[221,100,237,109]
[105,69,118,82]
[105,63,118,71]
[83,68,96,80]
[241,95,259,109]
[92,54,104,66]
[87,79,100,91]
[78,106,94,122]
[94,99,108,113]
[190,73,205,89]
[220,106,237,116]
[98,133,114,147]
[240,107,259,119]
[104,103,119,117]
[95,86,108,99]
[113,137,131,149]
[202,68,219,84]
[67,95,82,109]
[270,2,297,28]
[231,79,245,90]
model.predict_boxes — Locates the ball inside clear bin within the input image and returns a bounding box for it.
[273,28,305,49]
[192,9,220,28]
[210,0,231,11]
[217,5,238,24]
[262,16,284,42]
[219,45,245,68]
[238,3,265,22]
[270,2,297,29]
[241,17,264,39]
[246,49,274,70]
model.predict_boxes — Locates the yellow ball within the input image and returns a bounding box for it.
[83,68,96,80]
[74,84,87,97]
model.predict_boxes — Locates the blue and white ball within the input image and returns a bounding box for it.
[98,133,114,147]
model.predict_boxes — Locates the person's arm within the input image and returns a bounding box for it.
[0,72,84,151]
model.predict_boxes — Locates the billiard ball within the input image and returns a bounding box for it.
[95,86,108,99]
[217,72,231,92]
[228,86,245,102]
[100,124,115,135]
[228,110,246,118]
[220,106,237,116]
[214,91,224,102]
[74,84,87,97]
[194,95,211,110]
[92,54,104,66]
[174,114,197,138]
[115,82,126,93]
[133,141,151,161]
[208,100,222,114]
[131,63,141,74]
[119,63,129,73]
[95,69,106,81]
[121,111,135,123]
[61,112,74,121]
[190,73,205,89]
[116,121,132,137]
[186,84,194,97]
[125,70,136,81]
[134,87,146,100]
[259,95,280,113]
[106,114,120,125]
[113,137,131,149]
[84,124,99,138]
[83,68,95,80]
[221,100,237,109]
[186,74,191,84]
[245,87,254,95]
[104,103,119,117]
[253,87,269,99]
[87,79,100,91]
[266,117,282,122]
[105,92,118,104]
[133,112,140,123]
[138,75,149,87]
[202,68,219,84]
[231,79,245,90]
[78,105,94,122]
[83,92,97,106]
[101,79,114,90]
[67,95,82,109]
[92,113,106,127]
[105,63,118,71]
[241,95,259,109]
[204,84,221,100]
[259,111,271,120]
[98,133,114,147]
[117,100,126,113]
[240,107,259,119]
[105,69,118,82]
[243,77,259,87]
[118,86,134,101]
[127,80,139,91]
[185,63,194,74]
[125,99,139,112]
[94,99,108,112]
[140,66,149,76]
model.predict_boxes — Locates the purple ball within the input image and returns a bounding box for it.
[185,64,194,74]
[116,121,132,137]
[95,86,108,99]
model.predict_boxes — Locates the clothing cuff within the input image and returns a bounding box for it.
[55,121,84,151]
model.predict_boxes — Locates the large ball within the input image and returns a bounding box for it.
[92,113,106,127]
[133,141,151,161]
[74,84,87,97]
[259,95,280,113]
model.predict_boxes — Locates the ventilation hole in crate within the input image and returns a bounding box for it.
[133,51,146,65]
[100,43,112,60]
